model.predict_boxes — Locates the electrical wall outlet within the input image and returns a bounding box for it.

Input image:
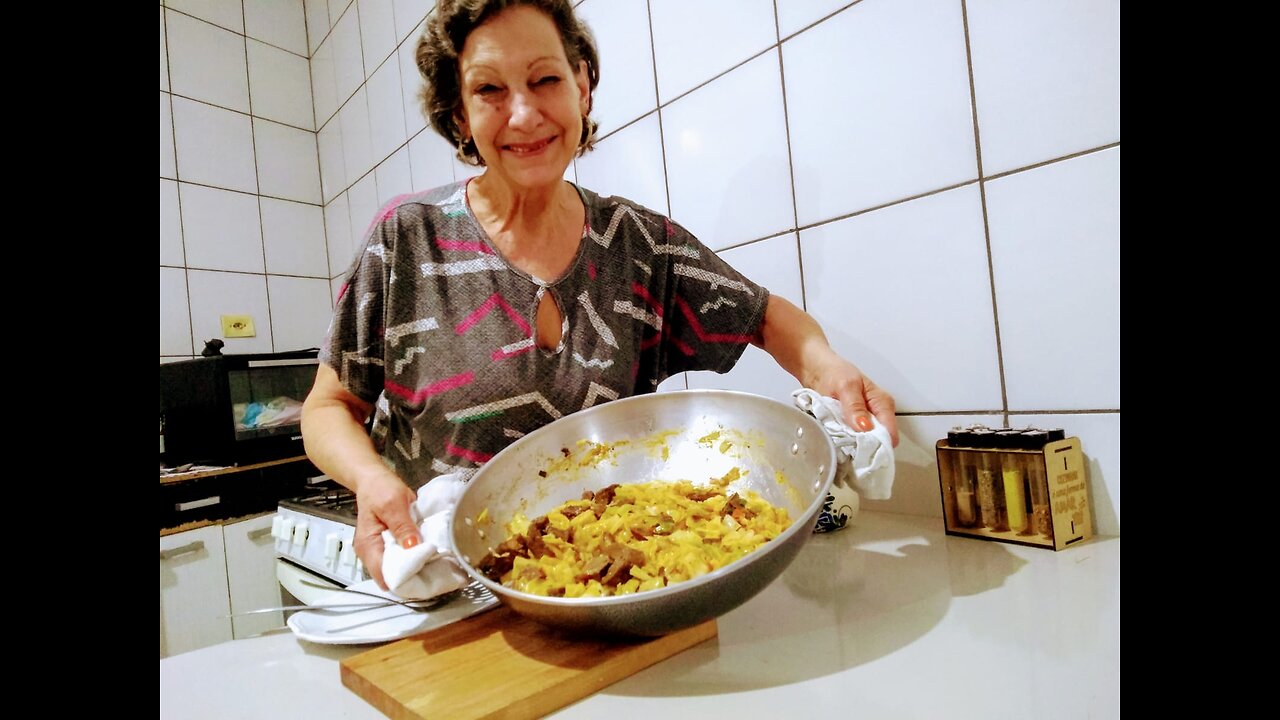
[221,314,256,338]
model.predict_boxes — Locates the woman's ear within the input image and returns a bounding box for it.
[575,59,591,115]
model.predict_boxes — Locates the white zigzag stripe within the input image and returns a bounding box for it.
[431,459,477,479]
[499,337,535,355]
[340,350,383,382]
[572,352,614,370]
[590,205,700,258]
[366,243,387,260]
[358,292,373,313]
[394,426,420,460]
[700,296,739,313]
[632,259,652,275]
[503,428,525,439]
[613,300,662,330]
[582,382,619,410]
[673,264,755,295]
[578,291,619,348]
[393,346,425,374]
[420,255,507,277]
[386,317,439,346]
[445,391,564,421]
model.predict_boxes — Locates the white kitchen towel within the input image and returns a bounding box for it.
[792,388,896,501]
[380,473,472,600]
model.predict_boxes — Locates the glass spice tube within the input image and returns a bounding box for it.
[1021,430,1053,539]
[976,451,1003,530]
[955,451,978,527]
[1001,453,1028,534]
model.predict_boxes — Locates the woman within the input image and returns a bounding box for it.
[302,0,897,591]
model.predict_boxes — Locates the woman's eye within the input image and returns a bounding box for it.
[535,76,561,86]
[476,84,501,96]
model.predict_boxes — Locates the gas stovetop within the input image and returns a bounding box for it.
[279,484,357,524]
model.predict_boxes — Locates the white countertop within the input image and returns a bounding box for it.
[160,512,1120,719]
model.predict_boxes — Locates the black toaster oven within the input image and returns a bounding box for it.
[160,350,320,467]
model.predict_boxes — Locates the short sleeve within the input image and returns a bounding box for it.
[318,217,392,405]
[656,219,770,377]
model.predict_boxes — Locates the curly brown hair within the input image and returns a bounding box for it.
[416,0,601,167]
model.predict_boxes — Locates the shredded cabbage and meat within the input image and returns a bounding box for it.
[476,478,791,598]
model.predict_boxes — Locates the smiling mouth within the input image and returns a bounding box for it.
[502,136,557,155]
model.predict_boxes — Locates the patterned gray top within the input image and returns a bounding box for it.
[321,181,769,488]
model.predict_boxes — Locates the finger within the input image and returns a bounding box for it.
[837,390,874,433]
[367,545,388,591]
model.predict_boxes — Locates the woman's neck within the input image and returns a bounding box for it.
[468,173,577,237]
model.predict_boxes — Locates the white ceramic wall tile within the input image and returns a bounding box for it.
[662,53,793,250]
[397,29,428,137]
[167,0,244,33]
[784,0,976,226]
[161,180,184,266]
[166,11,250,114]
[576,0,657,135]
[358,0,398,72]
[649,0,776,104]
[160,267,193,356]
[324,192,355,277]
[967,0,1121,175]
[864,413,1006,519]
[161,7,170,91]
[340,89,375,188]
[245,0,309,56]
[453,156,482,183]
[304,0,331,54]
[686,234,804,402]
[656,375,687,393]
[269,275,334,351]
[374,146,414,207]
[172,97,258,193]
[179,183,264,273]
[575,112,667,216]
[187,270,275,353]
[161,93,177,179]
[800,185,1002,413]
[407,128,457,192]
[776,0,854,39]
[393,0,431,45]
[331,7,366,105]
[311,38,340,127]
[247,39,315,130]
[1009,412,1120,536]
[366,54,408,162]
[254,118,323,204]
[261,197,329,277]
[985,148,1120,411]
[347,173,382,251]
[317,115,347,203]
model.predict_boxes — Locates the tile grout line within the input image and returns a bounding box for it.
[960,0,1009,426]
[645,0,674,220]
[163,6,196,359]
[243,0,276,354]
[772,0,807,312]
[308,2,334,301]
[165,6,313,61]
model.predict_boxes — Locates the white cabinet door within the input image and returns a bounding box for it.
[159,526,232,658]
[223,514,284,639]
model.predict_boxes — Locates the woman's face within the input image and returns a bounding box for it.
[456,5,590,192]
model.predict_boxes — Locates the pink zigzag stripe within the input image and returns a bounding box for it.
[336,281,350,303]
[447,442,493,464]
[631,282,664,316]
[674,296,756,344]
[455,292,532,336]
[384,372,474,404]
[435,238,495,254]
[361,193,416,238]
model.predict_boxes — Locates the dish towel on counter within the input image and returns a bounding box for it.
[380,473,472,600]
[792,388,896,533]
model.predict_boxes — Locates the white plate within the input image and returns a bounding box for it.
[287,579,499,645]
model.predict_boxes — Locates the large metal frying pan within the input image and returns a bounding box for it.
[450,390,837,636]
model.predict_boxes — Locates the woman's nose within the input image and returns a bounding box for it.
[508,90,540,130]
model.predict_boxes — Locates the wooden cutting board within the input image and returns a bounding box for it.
[340,606,717,720]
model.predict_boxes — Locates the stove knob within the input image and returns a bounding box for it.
[271,515,283,541]
[339,531,356,566]
[324,532,341,563]
[293,521,310,546]
[279,518,296,546]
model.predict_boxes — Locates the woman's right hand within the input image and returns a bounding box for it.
[352,469,421,591]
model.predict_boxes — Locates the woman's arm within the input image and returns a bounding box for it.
[301,365,421,589]
[755,295,899,446]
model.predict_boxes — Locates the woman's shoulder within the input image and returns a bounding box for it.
[378,181,470,221]
[578,185,702,253]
